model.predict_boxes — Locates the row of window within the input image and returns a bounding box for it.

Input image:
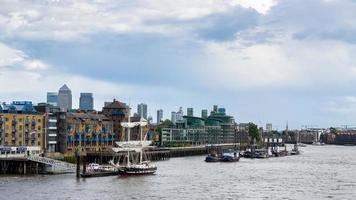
[0,141,41,146]
[0,125,42,131]
[0,118,42,123]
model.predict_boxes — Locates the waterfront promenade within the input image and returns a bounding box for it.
[1,145,355,200]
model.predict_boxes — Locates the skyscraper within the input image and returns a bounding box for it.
[171,111,177,124]
[58,84,72,111]
[266,123,273,132]
[201,109,208,118]
[79,93,94,110]
[137,103,148,120]
[213,105,218,113]
[187,108,193,117]
[47,92,58,106]
[157,109,163,124]
[176,107,183,121]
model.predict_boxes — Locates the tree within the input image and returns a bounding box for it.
[156,119,174,134]
[161,119,174,127]
[248,123,261,143]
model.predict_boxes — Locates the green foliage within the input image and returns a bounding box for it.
[157,119,175,134]
[161,119,174,127]
[248,123,261,143]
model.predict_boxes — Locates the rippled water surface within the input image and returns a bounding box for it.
[1,145,356,200]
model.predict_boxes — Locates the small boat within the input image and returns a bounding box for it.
[290,144,300,155]
[255,149,269,159]
[221,150,240,162]
[81,164,119,178]
[205,153,222,162]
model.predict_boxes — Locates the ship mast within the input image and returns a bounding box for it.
[127,107,131,167]
[140,108,143,163]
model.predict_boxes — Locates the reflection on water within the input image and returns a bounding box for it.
[1,145,356,200]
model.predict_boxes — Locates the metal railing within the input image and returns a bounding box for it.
[27,155,76,171]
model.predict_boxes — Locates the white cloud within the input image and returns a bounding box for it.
[23,59,48,71]
[0,42,49,71]
[0,42,26,67]
[232,0,278,14]
[197,37,356,90]
[0,0,277,41]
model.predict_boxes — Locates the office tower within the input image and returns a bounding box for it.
[171,111,177,124]
[157,109,163,124]
[201,109,208,118]
[176,107,183,121]
[213,105,218,113]
[47,92,58,106]
[79,93,94,110]
[266,123,273,132]
[58,84,72,111]
[137,103,148,120]
[187,108,193,117]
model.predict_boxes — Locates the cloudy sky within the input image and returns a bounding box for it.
[1,0,356,129]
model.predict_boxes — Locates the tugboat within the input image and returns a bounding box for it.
[111,108,157,176]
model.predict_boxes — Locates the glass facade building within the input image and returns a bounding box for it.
[47,92,58,106]
[58,84,72,111]
[161,105,236,146]
[137,103,148,120]
[79,93,94,110]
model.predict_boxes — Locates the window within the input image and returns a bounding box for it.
[37,119,41,123]
[19,125,23,131]
[38,126,41,131]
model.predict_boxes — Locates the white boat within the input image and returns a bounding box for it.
[110,108,157,176]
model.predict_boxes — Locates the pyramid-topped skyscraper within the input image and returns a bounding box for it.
[58,84,72,111]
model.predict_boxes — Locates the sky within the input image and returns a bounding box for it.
[1,0,356,130]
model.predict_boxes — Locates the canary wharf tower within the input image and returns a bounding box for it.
[58,84,72,111]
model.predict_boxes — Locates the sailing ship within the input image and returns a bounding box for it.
[110,108,157,176]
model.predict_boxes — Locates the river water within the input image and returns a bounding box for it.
[0,145,356,200]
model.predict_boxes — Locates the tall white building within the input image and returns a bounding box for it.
[58,84,72,111]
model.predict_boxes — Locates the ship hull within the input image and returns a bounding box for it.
[118,166,157,176]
